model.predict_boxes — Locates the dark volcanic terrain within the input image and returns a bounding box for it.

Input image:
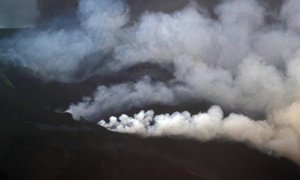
[1,0,300,179]
[0,63,300,180]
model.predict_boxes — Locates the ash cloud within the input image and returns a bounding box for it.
[1,0,300,165]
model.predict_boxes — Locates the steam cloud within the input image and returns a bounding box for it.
[67,77,187,120]
[99,104,300,165]
[1,0,300,165]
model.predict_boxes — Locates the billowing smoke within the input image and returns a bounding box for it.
[1,0,300,165]
[0,0,129,81]
[0,0,39,28]
[67,77,189,120]
[99,104,300,164]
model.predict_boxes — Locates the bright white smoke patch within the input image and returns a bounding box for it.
[99,105,300,165]
[67,77,189,120]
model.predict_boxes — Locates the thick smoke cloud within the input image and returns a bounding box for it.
[0,0,39,28]
[0,0,129,81]
[1,0,300,165]
[99,104,300,164]
[67,77,188,120]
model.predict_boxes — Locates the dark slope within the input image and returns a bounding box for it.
[0,29,20,39]
[34,0,285,24]
[0,64,300,180]
[5,63,173,112]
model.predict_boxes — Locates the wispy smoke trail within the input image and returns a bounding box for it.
[67,77,189,120]
[1,0,300,165]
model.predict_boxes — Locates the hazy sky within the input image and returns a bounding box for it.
[0,0,39,28]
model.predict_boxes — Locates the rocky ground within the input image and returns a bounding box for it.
[0,63,299,180]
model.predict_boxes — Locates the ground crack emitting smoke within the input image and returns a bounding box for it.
[1,0,300,165]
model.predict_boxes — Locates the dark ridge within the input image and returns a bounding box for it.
[122,62,174,81]
[0,75,299,180]
[36,0,78,24]
[4,62,173,112]
[126,0,221,21]
[35,0,220,23]
[34,0,286,25]
[0,29,21,39]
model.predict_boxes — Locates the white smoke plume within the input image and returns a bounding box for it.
[67,77,189,120]
[98,104,300,164]
[0,0,129,81]
[66,0,300,116]
[1,0,300,165]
